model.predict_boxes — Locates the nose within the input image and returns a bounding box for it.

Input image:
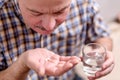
[41,15,56,31]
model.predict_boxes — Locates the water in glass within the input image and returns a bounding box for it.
[83,52,104,77]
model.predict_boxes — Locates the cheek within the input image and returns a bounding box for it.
[56,13,69,24]
[22,13,40,27]
[56,9,70,24]
[19,2,40,27]
[56,16,66,23]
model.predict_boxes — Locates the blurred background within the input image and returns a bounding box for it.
[75,0,120,80]
[98,0,120,22]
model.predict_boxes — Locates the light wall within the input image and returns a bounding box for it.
[97,0,120,22]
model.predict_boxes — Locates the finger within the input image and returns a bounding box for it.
[56,57,80,69]
[59,56,71,61]
[69,57,80,64]
[54,61,74,76]
[60,56,80,62]
[102,51,114,69]
[54,57,80,76]
[56,61,66,67]
[95,63,114,78]
[88,77,96,80]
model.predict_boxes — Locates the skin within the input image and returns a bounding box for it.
[0,0,81,80]
[19,0,71,34]
[0,48,80,80]
[0,0,114,80]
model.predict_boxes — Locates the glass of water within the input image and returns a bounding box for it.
[82,43,106,77]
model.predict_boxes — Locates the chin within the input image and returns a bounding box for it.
[37,31,52,35]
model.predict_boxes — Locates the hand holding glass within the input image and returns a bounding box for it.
[82,43,106,77]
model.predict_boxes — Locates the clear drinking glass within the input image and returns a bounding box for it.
[82,43,106,77]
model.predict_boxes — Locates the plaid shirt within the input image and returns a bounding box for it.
[0,0,109,80]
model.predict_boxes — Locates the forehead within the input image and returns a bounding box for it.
[24,0,71,11]
[32,0,67,5]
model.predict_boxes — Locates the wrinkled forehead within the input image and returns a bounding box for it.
[22,0,71,12]
[24,0,71,7]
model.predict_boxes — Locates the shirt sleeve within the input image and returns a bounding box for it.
[85,0,110,43]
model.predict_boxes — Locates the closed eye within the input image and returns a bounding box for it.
[27,8,43,16]
[54,11,64,15]
[32,13,43,16]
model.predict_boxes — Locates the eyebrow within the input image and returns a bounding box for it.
[27,4,70,14]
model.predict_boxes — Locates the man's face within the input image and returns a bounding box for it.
[18,0,71,34]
